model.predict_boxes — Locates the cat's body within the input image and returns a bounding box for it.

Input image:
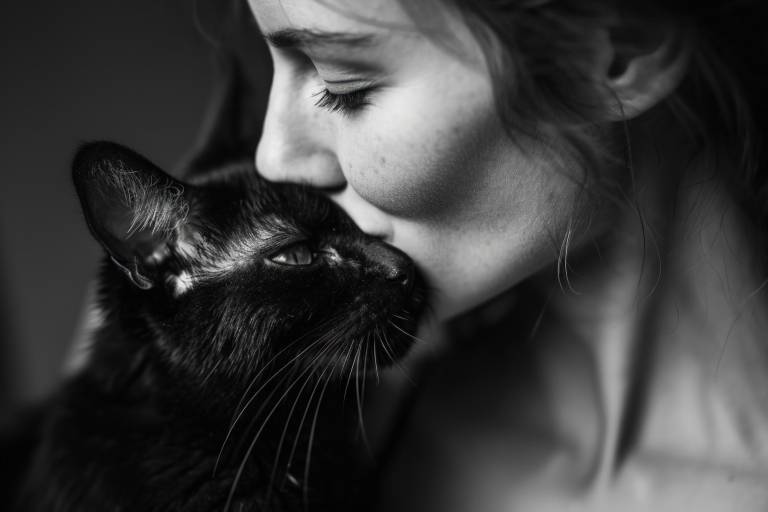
[11,142,426,511]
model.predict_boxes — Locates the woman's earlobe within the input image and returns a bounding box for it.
[600,28,691,121]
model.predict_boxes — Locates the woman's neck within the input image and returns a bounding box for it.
[540,140,768,486]
[631,168,768,469]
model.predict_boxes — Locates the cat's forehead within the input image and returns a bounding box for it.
[165,183,332,294]
[183,209,305,261]
[157,166,352,297]
[166,216,301,298]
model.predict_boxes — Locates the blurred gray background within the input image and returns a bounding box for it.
[0,1,224,405]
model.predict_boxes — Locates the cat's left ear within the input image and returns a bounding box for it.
[73,142,194,290]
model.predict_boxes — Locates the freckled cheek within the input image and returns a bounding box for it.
[337,130,429,215]
[337,98,497,219]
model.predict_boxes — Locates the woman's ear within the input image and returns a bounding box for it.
[596,24,691,121]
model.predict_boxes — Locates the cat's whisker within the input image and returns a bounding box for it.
[228,313,343,421]
[374,328,395,373]
[264,362,322,506]
[372,330,381,384]
[388,318,426,345]
[380,328,415,385]
[227,320,339,422]
[282,361,333,508]
[222,365,300,475]
[353,342,363,414]
[223,358,325,512]
[214,341,315,475]
[214,322,339,476]
[338,331,359,401]
[277,336,341,498]
[354,343,372,454]
[302,366,333,508]
[341,339,359,410]
[228,333,303,423]
[378,330,396,365]
[359,339,377,458]
[283,373,322,490]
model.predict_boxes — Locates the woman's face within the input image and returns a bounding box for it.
[249,0,589,319]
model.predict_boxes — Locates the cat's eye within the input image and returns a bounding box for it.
[269,243,316,266]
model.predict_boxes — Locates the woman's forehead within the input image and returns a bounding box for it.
[247,0,485,71]
[247,0,417,34]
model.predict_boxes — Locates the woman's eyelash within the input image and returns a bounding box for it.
[313,88,371,115]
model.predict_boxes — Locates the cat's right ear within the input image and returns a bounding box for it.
[72,142,194,290]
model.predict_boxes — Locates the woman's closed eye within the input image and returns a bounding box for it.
[313,87,372,115]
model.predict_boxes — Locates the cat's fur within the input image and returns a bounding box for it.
[11,142,426,511]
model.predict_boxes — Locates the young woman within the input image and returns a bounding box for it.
[194,0,768,509]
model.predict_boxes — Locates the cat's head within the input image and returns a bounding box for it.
[73,142,427,391]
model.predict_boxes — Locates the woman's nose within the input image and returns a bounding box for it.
[256,70,346,189]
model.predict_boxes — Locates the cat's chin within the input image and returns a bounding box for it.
[298,316,418,379]
[301,276,427,378]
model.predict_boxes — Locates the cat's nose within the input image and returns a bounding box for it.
[386,258,415,291]
[361,241,415,292]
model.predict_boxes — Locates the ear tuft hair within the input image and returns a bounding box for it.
[73,142,194,290]
[92,158,189,238]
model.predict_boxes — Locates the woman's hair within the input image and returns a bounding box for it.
[445,0,768,238]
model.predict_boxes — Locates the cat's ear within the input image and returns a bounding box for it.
[73,142,193,290]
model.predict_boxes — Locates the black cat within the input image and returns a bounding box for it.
[11,142,426,511]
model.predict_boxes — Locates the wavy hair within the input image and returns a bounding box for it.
[445,0,768,241]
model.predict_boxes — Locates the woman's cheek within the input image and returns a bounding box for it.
[337,84,500,219]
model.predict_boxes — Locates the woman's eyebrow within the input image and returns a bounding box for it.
[263,28,379,50]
